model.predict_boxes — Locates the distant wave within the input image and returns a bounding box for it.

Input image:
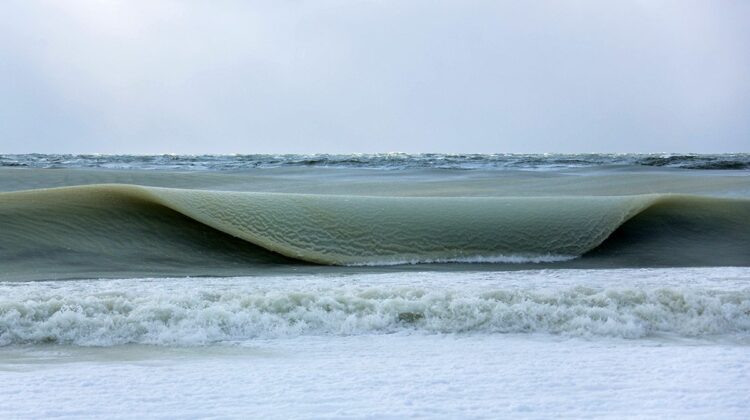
[1,153,749,171]
[2,280,748,345]
[1,184,749,280]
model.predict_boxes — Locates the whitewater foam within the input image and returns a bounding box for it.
[2,268,749,346]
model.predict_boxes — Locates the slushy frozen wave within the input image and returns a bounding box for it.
[1,184,749,280]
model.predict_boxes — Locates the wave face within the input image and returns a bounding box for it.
[2,153,749,171]
[2,184,749,280]
[2,270,749,345]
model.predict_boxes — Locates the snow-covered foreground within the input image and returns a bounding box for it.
[1,334,749,419]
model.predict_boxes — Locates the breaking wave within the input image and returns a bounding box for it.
[2,280,748,345]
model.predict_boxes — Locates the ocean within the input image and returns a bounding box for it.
[1,153,749,418]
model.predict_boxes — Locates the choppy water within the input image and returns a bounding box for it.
[2,152,750,170]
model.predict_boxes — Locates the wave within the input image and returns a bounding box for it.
[1,281,748,345]
[1,184,749,280]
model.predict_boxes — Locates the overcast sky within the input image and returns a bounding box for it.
[1,0,749,154]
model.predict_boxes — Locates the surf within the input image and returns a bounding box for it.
[2,270,749,345]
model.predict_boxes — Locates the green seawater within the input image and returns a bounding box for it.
[1,165,749,280]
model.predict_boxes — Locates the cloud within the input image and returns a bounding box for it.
[1,0,749,153]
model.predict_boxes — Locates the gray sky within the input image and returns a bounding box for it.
[1,0,749,154]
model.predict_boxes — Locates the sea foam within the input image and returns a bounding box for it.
[2,269,749,346]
